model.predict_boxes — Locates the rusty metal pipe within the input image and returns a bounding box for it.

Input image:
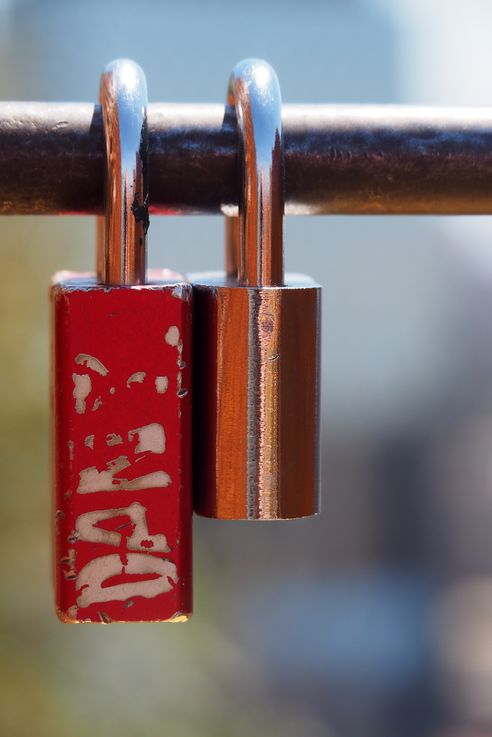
[1,102,492,215]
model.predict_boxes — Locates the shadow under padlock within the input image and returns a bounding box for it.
[190,58,321,520]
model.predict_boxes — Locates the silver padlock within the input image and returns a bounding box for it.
[191,58,321,520]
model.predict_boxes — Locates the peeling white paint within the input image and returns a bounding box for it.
[172,284,190,301]
[61,547,77,580]
[78,456,171,494]
[72,373,91,414]
[75,353,109,376]
[106,433,123,447]
[165,326,180,346]
[124,470,171,490]
[155,376,168,394]
[109,387,116,395]
[164,323,187,397]
[75,502,170,553]
[78,456,130,493]
[76,553,178,607]
[128,423,165,454]
[84,434,95,450]
[126,372,146,387]
[92,396,103,412]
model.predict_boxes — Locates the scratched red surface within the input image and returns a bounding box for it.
[51,272,192,623]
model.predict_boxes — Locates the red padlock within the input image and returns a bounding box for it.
[51,60,192,623]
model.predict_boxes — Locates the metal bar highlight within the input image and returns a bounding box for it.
[0,102,491,215]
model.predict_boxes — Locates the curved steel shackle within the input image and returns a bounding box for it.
[227,58,284,287]
[97,59,149,285]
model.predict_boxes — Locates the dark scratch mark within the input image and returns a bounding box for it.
[131,192,150,234]
[98,610,113,624]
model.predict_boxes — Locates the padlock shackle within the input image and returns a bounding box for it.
[224,216,239,279]
[97,59,149,286]
[227,59,284,288]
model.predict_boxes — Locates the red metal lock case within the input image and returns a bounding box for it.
[51,60,192,623]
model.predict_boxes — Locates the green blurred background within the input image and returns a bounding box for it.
[2,1,492,736]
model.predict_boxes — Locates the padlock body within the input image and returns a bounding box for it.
[191,272,321,520]
[52,272,192,622]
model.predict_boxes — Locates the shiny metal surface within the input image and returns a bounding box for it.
[228,59,283,286]
[225,217,239,278]
[192,59,320,520]
[97,59,148,285]
[192,274,320,520]
[1,103,492,216]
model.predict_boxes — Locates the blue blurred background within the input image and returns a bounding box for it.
[1,1,492,736]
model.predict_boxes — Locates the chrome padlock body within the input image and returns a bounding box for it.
[192,272,320,519]
[191,59,321,520]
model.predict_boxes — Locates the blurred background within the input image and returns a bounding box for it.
[1,0,492,735]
